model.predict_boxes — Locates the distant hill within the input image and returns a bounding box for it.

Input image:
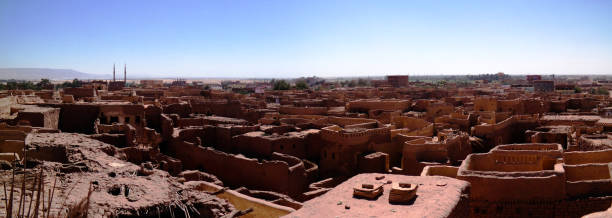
[0,68,107,81]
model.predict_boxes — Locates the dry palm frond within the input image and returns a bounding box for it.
[63,182,93,218]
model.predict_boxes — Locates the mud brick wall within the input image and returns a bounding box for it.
[58,104,100,134]
[167,140,308,198]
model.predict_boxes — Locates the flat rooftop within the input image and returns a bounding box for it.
[541,115,601,122]
[286,173,469,218]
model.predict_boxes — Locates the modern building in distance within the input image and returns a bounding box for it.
[386,75,409,88]
[526,75,542,83]
[140,80,164,88]
[533,80,555,92]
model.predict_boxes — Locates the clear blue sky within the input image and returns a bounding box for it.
[1,0,611,78]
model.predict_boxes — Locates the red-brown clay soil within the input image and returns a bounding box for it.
[0,132,234,217]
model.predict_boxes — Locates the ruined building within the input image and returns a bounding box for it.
[0,74,611,217]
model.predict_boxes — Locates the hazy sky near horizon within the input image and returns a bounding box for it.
[1,0,611,78]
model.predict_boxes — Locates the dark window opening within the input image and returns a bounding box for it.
[125,117,130,123]
[135,116,141,124]
[110,116,119,123]
[100,113,106,124]
[332,153,335,160]
[280,145,284,150]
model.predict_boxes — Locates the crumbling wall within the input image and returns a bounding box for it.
[550,100,567,113]
[0,97,14,116]
[190,99,243,118]
[498,99,523,114]
[474,97,498,112]
[94,123,137,147]
[16,107,60,129]
[176,117,204,127]
[186,181,296,217]
[567,98,599,112]
[425,103,453,121]
[529,131,568,149]
[167,140,308,198]
[279,106,327,115]
[421,165,458,178]
[401,138,448,175]
[325,116,379,127]
[564,149,612,165]
[470,197,612,217]
[357,152,389,173]
[434,113,472,132]
[458,154,566,202]
[457,143,568,205]
[346,99,410,113]
[63,87,96,100]
[444,132,472,164]
[160,114,174,142]
[367,109,400,124]
[390,116,433,137]
[521,99,550,114]
[163,103,191,118]
[0,130,27,157]
[576,134,612,151]
[58,104,100,134]
[145,105,163,132]
[471,116,538,150]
